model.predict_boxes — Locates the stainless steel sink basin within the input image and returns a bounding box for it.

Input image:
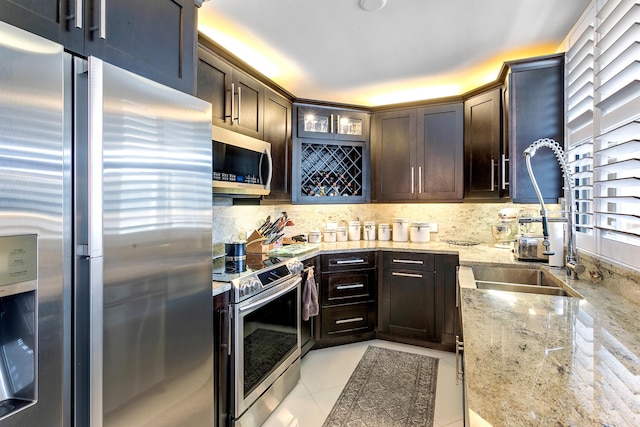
[472,265,573,297]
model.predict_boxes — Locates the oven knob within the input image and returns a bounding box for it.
[287,260,304,274]
[240,277,261,296]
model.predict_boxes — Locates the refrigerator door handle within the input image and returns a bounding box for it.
[89,256,104,427]
[87,57,104,259]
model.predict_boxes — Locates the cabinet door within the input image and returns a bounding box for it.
[508,56,564,203]
[434,254,459,349]
[85,0,197,94]
[416,103,464,200]
[297,105,368,141]
[464,88,503,199]
[372,109,417,201]
[0,0,83,52]
[384,268,435,341]
[233,69,264,139]
[197,47,233,127]
[262,89,292,202]
[214,291,230,427]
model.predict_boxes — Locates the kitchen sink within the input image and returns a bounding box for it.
[472,266,574,297]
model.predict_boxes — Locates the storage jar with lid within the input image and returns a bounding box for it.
[323,228,337,243]
[308,230,322,243]
[378,223,391,241]
[348,221,361,241]
[363,221,376,240]
[392,218,409,242]
[336,226,348,241]
[410,221,431,243]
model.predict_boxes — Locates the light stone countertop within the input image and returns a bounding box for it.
[459,264,640,426]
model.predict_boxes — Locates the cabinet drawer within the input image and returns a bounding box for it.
[383,252,434,271]
[321,303,376,337]
[321,271,375,305]
[321,251,376,272]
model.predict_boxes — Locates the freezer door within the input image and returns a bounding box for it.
[0,22,69,426]
[76,57,213,427]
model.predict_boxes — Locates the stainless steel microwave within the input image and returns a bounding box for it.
[212,125,272,196]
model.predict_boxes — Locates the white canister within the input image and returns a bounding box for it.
[348,221,361,241]
[323,228,337,243]
[392,218,409,242]
[308,230,322,243]
[378,223,391,241]
[336,226,348,242]
[410,221,431,243]
[363,221,376,241]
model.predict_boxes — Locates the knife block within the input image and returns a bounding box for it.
[246,230,275,253]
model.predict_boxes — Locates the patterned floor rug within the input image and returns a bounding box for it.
[323,346,439,427]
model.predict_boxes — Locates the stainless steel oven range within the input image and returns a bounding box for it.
[226,257,303,427]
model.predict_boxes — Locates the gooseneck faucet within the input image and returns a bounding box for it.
[523,138,585,278]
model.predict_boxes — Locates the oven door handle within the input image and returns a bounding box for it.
[239,278,301,314]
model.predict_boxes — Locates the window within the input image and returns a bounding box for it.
[566,0,640,270]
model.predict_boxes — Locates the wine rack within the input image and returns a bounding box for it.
[293,141,369,204]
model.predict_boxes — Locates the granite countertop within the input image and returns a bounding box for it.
[459,264,640,426]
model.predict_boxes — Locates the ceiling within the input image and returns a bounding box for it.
[198,0,590,107]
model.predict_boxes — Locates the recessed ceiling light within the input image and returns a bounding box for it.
[359,0,386,12]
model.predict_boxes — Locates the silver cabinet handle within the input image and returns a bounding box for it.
[392,259,423,264]
[411,167,415,193]
[392,272,423,278]
[419,166,422,193]
[236,86,241,124]
[74,0,83,29]
[99,0,105,39]
[229,83,235,124]
[501,154,509,190]
[490,158,495,191]
[456,335,464,385]
[336,259,366,265]
[336,114,340,134]
[336,283,364,290]
[336,317,364,325]
[456,266,460,308]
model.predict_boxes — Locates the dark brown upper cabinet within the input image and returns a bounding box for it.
[464,87,505,199]
[197,46,264,139]
[371,103,463,202]
[0,0,197,94]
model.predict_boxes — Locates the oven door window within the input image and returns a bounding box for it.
[242,287,298,397]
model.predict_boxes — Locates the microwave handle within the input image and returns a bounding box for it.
[260,148,273,189]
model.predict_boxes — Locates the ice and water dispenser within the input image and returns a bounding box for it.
[0,235,37,419]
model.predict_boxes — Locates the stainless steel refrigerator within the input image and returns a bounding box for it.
[0,21,214,427]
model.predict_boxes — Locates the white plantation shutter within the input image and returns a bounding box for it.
[566,0,640,269]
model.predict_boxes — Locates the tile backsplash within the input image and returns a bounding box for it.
[212,199,545,249]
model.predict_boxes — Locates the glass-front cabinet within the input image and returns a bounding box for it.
[296,104,369,142]
[293,103,370,204]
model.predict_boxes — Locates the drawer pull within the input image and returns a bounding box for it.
[335,317,364,325]
[392,259,424,265]
[392,272,423,278]
[336,283,365,290]
[336,259,366,265]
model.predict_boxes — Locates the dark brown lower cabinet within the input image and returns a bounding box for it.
[379,252,459,351]
[214,291,230,427]
[316,252,377,347]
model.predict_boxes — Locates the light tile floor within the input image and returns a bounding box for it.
[262,339,464,427]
